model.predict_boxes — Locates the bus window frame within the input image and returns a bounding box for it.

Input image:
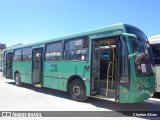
[64,36,89,62]
[151,44,160,66]
[13,48,22,61]
[22,46,32,61]
[45,41,63,62]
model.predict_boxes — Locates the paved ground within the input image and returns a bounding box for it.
[0,72,160,119]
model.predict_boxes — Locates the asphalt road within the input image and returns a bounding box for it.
[0,72,160,119]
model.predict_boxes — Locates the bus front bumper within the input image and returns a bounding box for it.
[128,88,155,103]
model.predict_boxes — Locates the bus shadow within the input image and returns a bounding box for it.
[86,97,160,111]
[85,98,160,118]
[153,92,160,99]
[6,82,70,100]
[6,81,160,118]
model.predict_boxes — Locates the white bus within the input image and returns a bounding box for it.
[149,35,160,92]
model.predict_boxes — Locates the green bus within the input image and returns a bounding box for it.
[149,36,160,92]
[3,23,156,103]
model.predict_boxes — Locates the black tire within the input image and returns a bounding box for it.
[69,79,88,102]
[14,73,22,86]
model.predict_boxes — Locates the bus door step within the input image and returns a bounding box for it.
[100,88,116,98]
[99,81,116,90]
[34,83,42,88]
[91,90,98,95]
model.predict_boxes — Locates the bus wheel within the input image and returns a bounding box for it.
[15,73,22,86]
[69,79,88,102]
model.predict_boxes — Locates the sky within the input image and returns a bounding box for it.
[0,0,160,47]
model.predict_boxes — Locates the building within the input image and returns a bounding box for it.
[0,43,6,59]
[0,43,6,71]
[0,43,23,59]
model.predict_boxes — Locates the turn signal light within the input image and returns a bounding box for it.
[121,90,126,93]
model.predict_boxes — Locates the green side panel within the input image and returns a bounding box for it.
[128,74,155,103]
[127,46,137,91]
[119,86,129,103]
[59,61,90,93]
[84,81,90,96]
[128,88,152,103]
[12,62,22,78]
[155,66,160,92]
[43,61,91,93]
[25,74,32,84]
[58,79,90,94]
[43,76,59,89]
[13,62,32,84]
[43,62,59,78]
[21,74,25,83]
[43,62,59,89]
[12,62,32,84]
[137,76,155,89]
[59,79,67,91]
[59,62,90,80]
[20,62,32,84]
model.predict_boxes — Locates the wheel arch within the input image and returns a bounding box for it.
[67,75,86,92]
[14,70,20,79]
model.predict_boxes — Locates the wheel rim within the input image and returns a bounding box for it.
[73,86,81,96]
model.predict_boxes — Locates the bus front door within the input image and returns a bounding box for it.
[32,48,43,87]
[6,52,13,79]
[117,35,130,103]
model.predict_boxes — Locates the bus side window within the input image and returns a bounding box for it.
[22,47,32,61]
[14,49,22,61]
[152,45,160,65]
[131,38,137,53]
[45,42,62,61]
[64,38,89,61]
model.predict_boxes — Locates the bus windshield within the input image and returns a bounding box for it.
[126,26,155,76]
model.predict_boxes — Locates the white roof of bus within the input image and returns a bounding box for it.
[149,35,160,44]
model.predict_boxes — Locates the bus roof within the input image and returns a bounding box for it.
[149,35,160,44]
[4,23,135,51]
